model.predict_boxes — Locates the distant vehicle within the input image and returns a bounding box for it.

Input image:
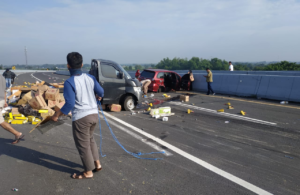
[138,69,189,92]
[89,59,142,111]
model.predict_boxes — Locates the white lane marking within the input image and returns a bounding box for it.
[103,112,273,195]
[63,121,172,156]
[169,102,277,126]
[31,73,43,82]
[105,117,172,156]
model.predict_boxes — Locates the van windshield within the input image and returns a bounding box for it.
[141,70,155,78]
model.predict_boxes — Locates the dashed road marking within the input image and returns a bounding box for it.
[103,111,273,195]
[169,102,277,126]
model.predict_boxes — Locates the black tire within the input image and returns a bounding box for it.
[123,95,136,111]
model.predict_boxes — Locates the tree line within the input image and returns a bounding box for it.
[154,57,300,71]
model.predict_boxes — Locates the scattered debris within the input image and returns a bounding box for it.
[149,103,153,107]
[225,102,231,106]
[217,109,224,112]
[187,109,194,114]
[180,95,189,102]
[228,106,234,109]
[12,188,18,192]
[162,117,168,121]
[225,121,229,123]
[240,110,246,115]
[284,155,293,159]
[280,101,289,104]
[150,93,154,97]
[109,104,122,112]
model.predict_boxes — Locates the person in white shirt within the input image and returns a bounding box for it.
[229,61,234,71]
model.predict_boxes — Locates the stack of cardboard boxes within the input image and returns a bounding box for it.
[5,81,67,125]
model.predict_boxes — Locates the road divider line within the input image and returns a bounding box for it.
[103,111,273,195]
[104,117,172,156]
[31,73,43,82]
[64,119,172,157]
[169,102,276,126]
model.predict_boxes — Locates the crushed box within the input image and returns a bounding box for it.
[180,95,189,102]
[28,95,47,109]
[45,88,60,101]
[48,100,57,108]
[54,101,65,112]
[11,108,20,115]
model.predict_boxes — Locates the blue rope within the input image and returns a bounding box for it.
[97,101,164,160]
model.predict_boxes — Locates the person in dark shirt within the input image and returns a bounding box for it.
[2,69,16,89]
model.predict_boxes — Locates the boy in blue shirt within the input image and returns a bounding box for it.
[52,52,104,179]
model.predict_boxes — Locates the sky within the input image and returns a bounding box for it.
[0,0,300,65]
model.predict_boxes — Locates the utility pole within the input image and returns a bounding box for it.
[25,46,28,65]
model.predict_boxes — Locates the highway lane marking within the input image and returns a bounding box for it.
[63,121,172,157]
[177,91,300,110]
[169,102,277,126]
[103,111,273,195]
[31,73,43,82]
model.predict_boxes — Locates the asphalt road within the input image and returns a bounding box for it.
[1,72,299,195]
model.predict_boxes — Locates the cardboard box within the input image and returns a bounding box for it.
[180,95,189,102]
[11,108,20,115]
[11,86,21,92]
[23,91,33,101]
[110,104,121,112]
[8,90,21,99]
[17,99,28,105]
[48,100,57,108]
[16,91,32,105]
[31,86,38,91]
[54,101,65,112]
[28,95,47,109]
[38,85,49,92]
[45,88,60,101]
[59,93,65,102]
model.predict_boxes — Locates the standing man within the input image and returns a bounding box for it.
[140,79,151,95]
[0,74,24,144]
[51,52,104,179]
[229,61,234,71]
[188,70,194,91]
[204,68,215,95]
[2,68,15,89]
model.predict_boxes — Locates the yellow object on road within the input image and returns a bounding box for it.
[228,106,234,109]
[9,113,13,118]
[24,82,27,84]
[12,114,24,117]
[217,109,224,112]
[11,120,28,124]
[28,116,36,122]
[187,109,194,114]
[39,109,49,113]
[147,107,151,111]
[226,102,231,106]
[149,103,153,107]
[240,110,246,115]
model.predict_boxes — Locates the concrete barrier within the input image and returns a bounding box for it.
[56,70,300,102]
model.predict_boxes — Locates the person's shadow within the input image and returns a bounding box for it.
[0,138,83,174]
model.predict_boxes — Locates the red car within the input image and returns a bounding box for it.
[139,69,190,92]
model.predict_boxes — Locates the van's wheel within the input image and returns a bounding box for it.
[157,87,164,93]
[123,95,136,111]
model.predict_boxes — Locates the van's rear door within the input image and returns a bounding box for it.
[97,60,125,105]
